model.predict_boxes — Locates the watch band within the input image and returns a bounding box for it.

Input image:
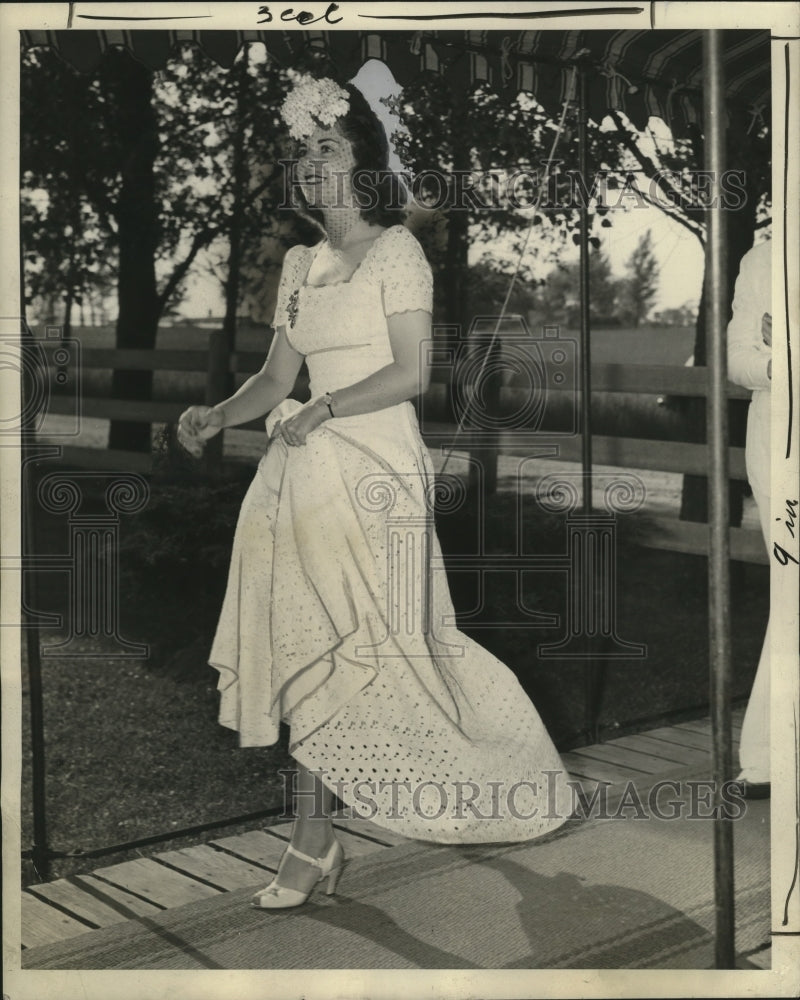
[322,392,336,418]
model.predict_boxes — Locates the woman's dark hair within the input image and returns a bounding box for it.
[337,83,407,226]
[285,80,407,229]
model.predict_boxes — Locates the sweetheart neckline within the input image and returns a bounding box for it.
[301,225,402,289]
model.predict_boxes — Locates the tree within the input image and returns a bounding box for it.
[534,249,620,327]
[465,260,539,320]
[20,50,118,339]
[652,302,697,328]
[21,44,299,452]
[22,48,176,451]
[394,75,623,415]
[604,108,770,524]
[21,191,115,337]
[105,51,162,451]
[616,229,659,327]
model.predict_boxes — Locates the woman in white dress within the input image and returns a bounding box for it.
[178,74,573,909]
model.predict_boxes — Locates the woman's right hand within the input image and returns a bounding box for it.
[761,312,772,347]
[177,405,224,458]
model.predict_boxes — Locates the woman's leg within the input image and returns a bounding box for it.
[291,759,335,853]
[269,760,336,893]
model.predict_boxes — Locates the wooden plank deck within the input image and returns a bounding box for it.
[207,828,292,870]
[20,894,93,949]
[643,725,717,752]
[154,845,279,892]
[25,877,150,930]
[607,733,711,768]
[89,857,222,909]
[19,711,746,950]
[70,874,164,919]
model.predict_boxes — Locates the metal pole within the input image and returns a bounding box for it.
[578,66,593,516]
[703,29,735,970]
[20,320,50,881]
[577,66,602,741]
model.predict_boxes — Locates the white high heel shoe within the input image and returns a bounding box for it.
[251,838,346,909]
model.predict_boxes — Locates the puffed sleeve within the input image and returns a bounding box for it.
[727,240,772,391]
[380,226,434,316]
[271,245,305,330]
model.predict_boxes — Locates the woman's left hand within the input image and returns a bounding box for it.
[271,399,327,446]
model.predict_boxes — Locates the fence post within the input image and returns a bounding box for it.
[204,329,229,475]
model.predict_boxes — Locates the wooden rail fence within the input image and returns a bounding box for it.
[34,335,766,564]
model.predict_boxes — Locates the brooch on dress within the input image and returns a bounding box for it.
[287,288,299,328]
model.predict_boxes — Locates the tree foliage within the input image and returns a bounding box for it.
[393,75,624,323]
[616,229,660,327]
[532,249,620,328]
[21,49,117,330]
[20,42,311,449]
[20,38,771,468]
[464,260,540,321]
[652,302,697,328]
[151,43,306,329]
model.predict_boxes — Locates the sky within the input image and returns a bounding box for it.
[599,203,704,304]
[533,202,705,313]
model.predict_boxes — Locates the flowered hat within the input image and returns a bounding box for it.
[279,70,350,140]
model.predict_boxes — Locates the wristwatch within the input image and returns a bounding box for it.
[321,392,336,418]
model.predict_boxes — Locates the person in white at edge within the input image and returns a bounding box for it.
[727,238,772,795]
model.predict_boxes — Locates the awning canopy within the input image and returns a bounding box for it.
[20,28,770,137]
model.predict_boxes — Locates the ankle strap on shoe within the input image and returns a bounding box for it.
[285,842,333,867]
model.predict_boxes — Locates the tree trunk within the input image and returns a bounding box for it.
[205,53,251,475]
[222,57,250,366]
[108,52,160,454]
[678,139,758,526]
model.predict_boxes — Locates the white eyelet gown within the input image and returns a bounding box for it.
[209,225,574,843]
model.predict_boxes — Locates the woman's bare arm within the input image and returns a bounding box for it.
[323,309,433,416]
[215,326,305,428]
[269,310,432,447]
[177,326,304,455]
